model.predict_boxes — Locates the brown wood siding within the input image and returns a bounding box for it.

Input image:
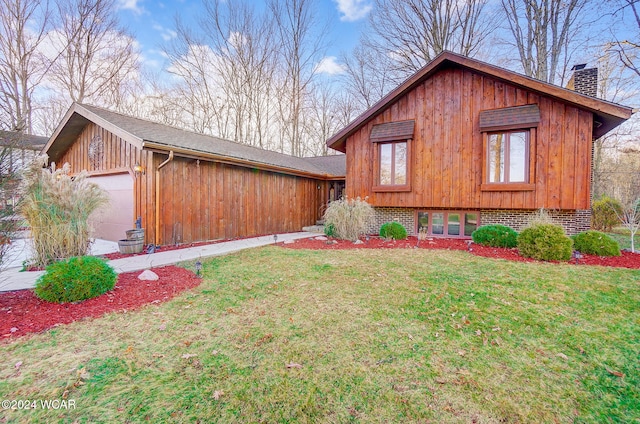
[155,157,322,244]
[345,68,594,210]
[58,123,325,245]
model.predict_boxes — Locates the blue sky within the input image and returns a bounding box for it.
[116,0,370,76]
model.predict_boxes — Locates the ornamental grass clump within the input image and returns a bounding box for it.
[35,256,117,303]
[517,223,573,261]
[20,156,109,268]
[471,224,518,248]
[322,197,374,241]
[379,222,407,240]
[572,230,621,257]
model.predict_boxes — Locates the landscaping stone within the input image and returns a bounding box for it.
[314,236,328,241]
[138,269,159,281]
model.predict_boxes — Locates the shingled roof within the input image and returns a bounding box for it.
[0,131,48,150]
[45,103,345,179]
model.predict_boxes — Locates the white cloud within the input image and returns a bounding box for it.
[315,56,345,75]
[334,0,372,22]
[153,24,178,41]
[118,0,144,15]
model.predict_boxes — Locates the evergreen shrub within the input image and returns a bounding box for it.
[517,224,573,261]
[35,256,117,303]
[471,225,518,248]
[379,222,408,240]
[572,230,621,256]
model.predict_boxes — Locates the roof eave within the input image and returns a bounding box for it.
[142,141,342,180]
[44,103,144,163]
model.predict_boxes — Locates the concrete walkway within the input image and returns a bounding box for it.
[0,232,316,293]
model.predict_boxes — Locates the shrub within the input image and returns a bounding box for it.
[572,230,621,257]
[322,197,374,241]
[517,224,573,261]
[592,196,623,232]
[380,222,407,240]
[20,157,109,268]
[35,256,117,303]
[471,225,518,248]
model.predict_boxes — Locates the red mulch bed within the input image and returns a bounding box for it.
[0,266,201,343]
[280,236,640,269]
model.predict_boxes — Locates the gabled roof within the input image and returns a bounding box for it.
[327,51,634,152]
[0,131,48,150]
[45,103,344,179]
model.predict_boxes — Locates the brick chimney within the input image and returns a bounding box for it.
[567,64,598,97]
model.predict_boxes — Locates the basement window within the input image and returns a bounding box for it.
[417,211,479,238]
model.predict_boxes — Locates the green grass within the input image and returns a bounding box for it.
[1,247,638,423]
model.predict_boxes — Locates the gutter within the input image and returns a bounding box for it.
[141,141,339,181]
[155,151,174,246]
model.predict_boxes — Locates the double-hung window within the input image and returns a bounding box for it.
[371,120,414,192]
[479,105,539,191]
[487,130,528,183]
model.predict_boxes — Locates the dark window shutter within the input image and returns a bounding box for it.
[370,120,415,142]
[479,105,540,132]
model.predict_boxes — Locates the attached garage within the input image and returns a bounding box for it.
[43,103,346,246]
[88,173,134,242]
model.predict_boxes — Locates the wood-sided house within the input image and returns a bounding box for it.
[43,103,345,245]
[327,51,633,237]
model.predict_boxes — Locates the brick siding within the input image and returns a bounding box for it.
[369,207,415,235]
[480,209,591,235]
[369,207,592,236]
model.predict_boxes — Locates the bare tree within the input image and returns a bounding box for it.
[0,0,51,134]
[612,197,640,252]
[162,0,279,149]
[340,45,395,111]
[500,0,589,84]
[364,0,491,79]
[608,0,640,77]
[303,82,342,156]
[43,0,140,114]
[202,0,278,148]
[269,0,327,156]
[164,28,229,136]
[590,49,639,201]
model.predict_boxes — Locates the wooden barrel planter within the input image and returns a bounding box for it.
[118,238,144,254]
[125,229,145,240]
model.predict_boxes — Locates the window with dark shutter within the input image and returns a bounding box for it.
[371,120,414,192]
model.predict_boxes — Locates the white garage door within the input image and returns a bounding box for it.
[89,173,134,242]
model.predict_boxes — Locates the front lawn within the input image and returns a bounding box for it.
[1,247,638,422]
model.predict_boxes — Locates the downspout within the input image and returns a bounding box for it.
[155,151,174,246]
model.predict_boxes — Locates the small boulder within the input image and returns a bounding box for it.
[283,240,295,244]
[138,269,159,281]
[353,239,364,245]
[314,236,328,241]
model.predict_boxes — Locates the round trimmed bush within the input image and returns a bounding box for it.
[572,230,621,256]
[471,224,518,248]
[35,256,117,303]
[380,222,408,240]
[517,224,573,261]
